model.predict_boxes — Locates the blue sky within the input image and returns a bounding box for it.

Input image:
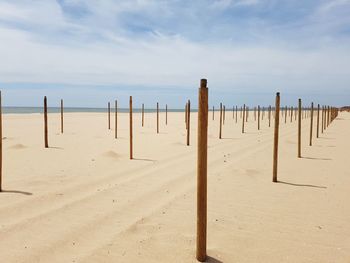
[0,0,349,108]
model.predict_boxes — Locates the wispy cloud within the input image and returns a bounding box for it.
[0,0,349,106]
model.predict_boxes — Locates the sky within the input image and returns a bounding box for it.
[0,0,350,108]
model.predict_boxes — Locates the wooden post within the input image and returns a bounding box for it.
[219,103,222,139]
[115,100,118,139]
[166,104,168,125]
[185,103,188,129]
[108,102,111,130]
[327,106,330,127]
[240,106,242,118]
[273,92,280,182]
[60,99,64,134]
[0,91,2,192]
[268,105,271,127]
[142,103,144,127]
[129,96,133,160]
[284,106,287,123]
[290,106,293,123]
[187,100,191,146]
[242,104,246,133]
[258,105,260,130]
[298,99,302,158]
[316,104,320,138]
[196,79,208,262]
[44,96,49,148]
[235,106,238,123]
[157,102,159,134]
[309,102,314,146]
[212,106,214,121]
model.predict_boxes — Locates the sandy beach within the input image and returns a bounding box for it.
[0,110,349,262]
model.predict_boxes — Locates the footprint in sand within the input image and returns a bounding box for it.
[9,144,27,150]
[102,151,121,159]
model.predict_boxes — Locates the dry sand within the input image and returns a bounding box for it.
[0,110,349,262]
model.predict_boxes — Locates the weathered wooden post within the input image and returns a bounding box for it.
[185,103,188,129]
[327,106,330,127]
[268,105,271,127]
[115,100,118,139]
[316,104,320,138]
[157,102,159,134]
[284,106,287,123]
[235,106,238,123]
[187,100,191,146]
[108,102,111,130]
[290,106,293,123]
[60,99,64,134]
[166,104,168,125]
[242,104,246,133]
[196,79,208,262]
[142,103,144,127]
[219,103,222,139]
[0,91,2,192]
[129,96,133,160]
[44,96,49,148]
[309,102,314,146]
[298,99,302,158]
[258,105,260,130]
[273,92,280,182]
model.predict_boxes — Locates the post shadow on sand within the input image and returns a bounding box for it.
[277,181,327,189]
[132,158,156,162]
[205,256,224,263]
[1,190,33,195]
[301,156,332,161]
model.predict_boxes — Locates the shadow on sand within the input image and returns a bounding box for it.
[301,156,332,161]
[205,256,223,263]
[1,190,33,195]
[277,181,327,189]
[132,158,156,162]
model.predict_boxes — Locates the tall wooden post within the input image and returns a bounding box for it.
[115,100,118,139]
[157,102,159,134]
[0,91,2,192]
[268,105,271,127]
[284,106,287,123]
[108,102,111,130]
[166,104,168,125]
[258,105,260,130]
[44,96,49,148]
[309,102,314,146]
[187,100,191,146]
[129,96,133,160]
[298,99,302,158]
[242,104,246,133]
[321,106,324,133]
[60,99,64,134]
[316,104,320,138]
[290,106,293,122]
[196,79,208,262]
[185,103,188,129]
[327,106,330,127]
[235,106,238,123]
[219,103,222,139]
[212,106,214,121]
[273,92,280,182]
[142,103,144,127]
